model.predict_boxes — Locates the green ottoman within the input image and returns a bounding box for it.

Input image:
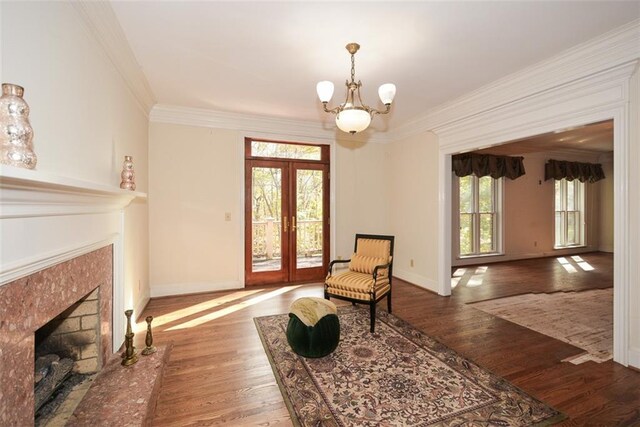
[286,297,340,358]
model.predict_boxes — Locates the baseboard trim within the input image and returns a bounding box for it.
[150,281,243,298]
[453,247,601,267]
[629,348,640,369]
[393,269,438,294]
[598,245,614,253]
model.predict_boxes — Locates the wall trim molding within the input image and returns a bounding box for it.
[150,280,243,298]
[395,19,640,141]
[150,104,393,144]
[71,1,155,116]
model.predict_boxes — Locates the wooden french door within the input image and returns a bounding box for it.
[244,139,330,286]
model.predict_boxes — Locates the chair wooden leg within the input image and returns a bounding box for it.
[386,291,391,313]
[351,301,356,306]
[324,290,329,300]
[370,302,376,333]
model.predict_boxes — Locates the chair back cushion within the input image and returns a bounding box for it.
[349,253,387,275]
[356,238,391,259]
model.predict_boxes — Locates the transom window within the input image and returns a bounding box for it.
[554,179,585,248]
[249,140,324,161]
[458,175,502,256]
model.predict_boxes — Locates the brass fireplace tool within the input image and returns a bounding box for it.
[142,316,157,356]
[121,309,139,366]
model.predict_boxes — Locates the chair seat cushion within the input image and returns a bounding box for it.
[286,297,340,358]
[325,271,390,300]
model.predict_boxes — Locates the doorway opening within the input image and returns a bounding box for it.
[244,138,330,286]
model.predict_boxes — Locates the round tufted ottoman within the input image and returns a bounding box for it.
[286,297,340,358]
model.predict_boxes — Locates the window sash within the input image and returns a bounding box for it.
[458,175,500,256]
[554,179,584,248]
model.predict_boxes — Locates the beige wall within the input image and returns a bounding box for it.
[388,131,440,292]
[1,2,150,313]
[148,123,391,296]
[452,152,604,266]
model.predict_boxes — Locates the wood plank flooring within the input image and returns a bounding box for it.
[141,252,640,426]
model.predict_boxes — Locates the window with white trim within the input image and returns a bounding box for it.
[458,175,502,256]
[554,179,585,248]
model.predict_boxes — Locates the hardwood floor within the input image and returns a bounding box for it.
[141,252,640,426]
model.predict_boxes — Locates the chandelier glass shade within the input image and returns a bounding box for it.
[317,43,396,134]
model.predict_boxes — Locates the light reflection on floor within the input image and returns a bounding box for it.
[164,285,301,331]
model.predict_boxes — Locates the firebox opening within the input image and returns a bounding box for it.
[34,286,101,426]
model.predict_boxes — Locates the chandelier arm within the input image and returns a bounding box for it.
[322,102,341,115]
[369,104,392,116]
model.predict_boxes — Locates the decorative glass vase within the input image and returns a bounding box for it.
[120,156,136,190]
[0,83,37,169]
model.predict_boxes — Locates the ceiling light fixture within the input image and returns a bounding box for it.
[316,43,396,134]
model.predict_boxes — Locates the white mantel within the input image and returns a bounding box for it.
[0,164,146,352]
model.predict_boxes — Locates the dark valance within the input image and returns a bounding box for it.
[544,159,605,183]
[452,153,526,180]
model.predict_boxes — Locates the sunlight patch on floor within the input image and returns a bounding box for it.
[557,257,578,273]
[137,289,264,331]
[165,285,301,331]
[572,255,595,271]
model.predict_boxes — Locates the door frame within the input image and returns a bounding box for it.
[243,137,331,286]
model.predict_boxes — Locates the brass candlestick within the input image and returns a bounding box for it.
[141,316,157,356]
[121,309,139,366]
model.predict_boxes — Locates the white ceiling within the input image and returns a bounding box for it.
[111,1,639,132]
[476,120,613,156]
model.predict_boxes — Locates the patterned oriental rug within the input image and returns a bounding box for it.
[255,307,564,426]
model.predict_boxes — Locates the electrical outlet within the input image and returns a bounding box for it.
[225,212,231,221]
[337,255,343,260]
[534,241,537,247]
[410,259,414,267]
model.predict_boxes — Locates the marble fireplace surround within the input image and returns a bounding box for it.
[0,165,146,424]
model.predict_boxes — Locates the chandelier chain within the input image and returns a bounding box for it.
[351,54,355,83]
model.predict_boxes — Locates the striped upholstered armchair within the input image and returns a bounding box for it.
[324,234,394,333]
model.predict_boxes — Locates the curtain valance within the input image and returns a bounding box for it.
[544,159,605,183]
[452,153,526,180]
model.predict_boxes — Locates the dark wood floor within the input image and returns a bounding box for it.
[141,252,640,426]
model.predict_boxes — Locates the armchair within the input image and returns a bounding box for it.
[324,234,394,333]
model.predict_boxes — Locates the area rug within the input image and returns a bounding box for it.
[470,288,612,364]
[254,307,564,426]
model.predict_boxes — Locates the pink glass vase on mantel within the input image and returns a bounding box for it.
[0,83,37,169]
[120,156,136,191]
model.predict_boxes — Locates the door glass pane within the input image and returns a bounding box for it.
[479,213,494,253]
[296,169,323,269]
[459,176,473,213]
[251,141,321,160]
[459,213,473,255]
[478,177,493,212]
[251,167,282,272]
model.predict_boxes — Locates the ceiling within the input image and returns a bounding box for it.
[111,2,639,132]
[475,120,613,156]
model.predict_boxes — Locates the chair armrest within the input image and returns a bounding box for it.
[373,262,391,280]
[328,259,350,276]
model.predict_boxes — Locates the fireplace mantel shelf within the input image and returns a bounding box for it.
[0,165,146,219]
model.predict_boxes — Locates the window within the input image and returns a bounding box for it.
[554,179,585,248]
[458,175,502,256]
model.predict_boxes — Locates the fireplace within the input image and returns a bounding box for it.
[0,246,113,424]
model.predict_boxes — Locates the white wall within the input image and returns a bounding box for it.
[148,122,391,296]
[388,131,440,292]
[628,67,640,367]
[598,158,614,252]
[1,2,150,314]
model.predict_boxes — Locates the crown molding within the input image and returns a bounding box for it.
[391,19,640,142]
[71,1,156,116]
[150,104,394,144]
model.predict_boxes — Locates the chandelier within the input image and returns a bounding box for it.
[316,43,396,134]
